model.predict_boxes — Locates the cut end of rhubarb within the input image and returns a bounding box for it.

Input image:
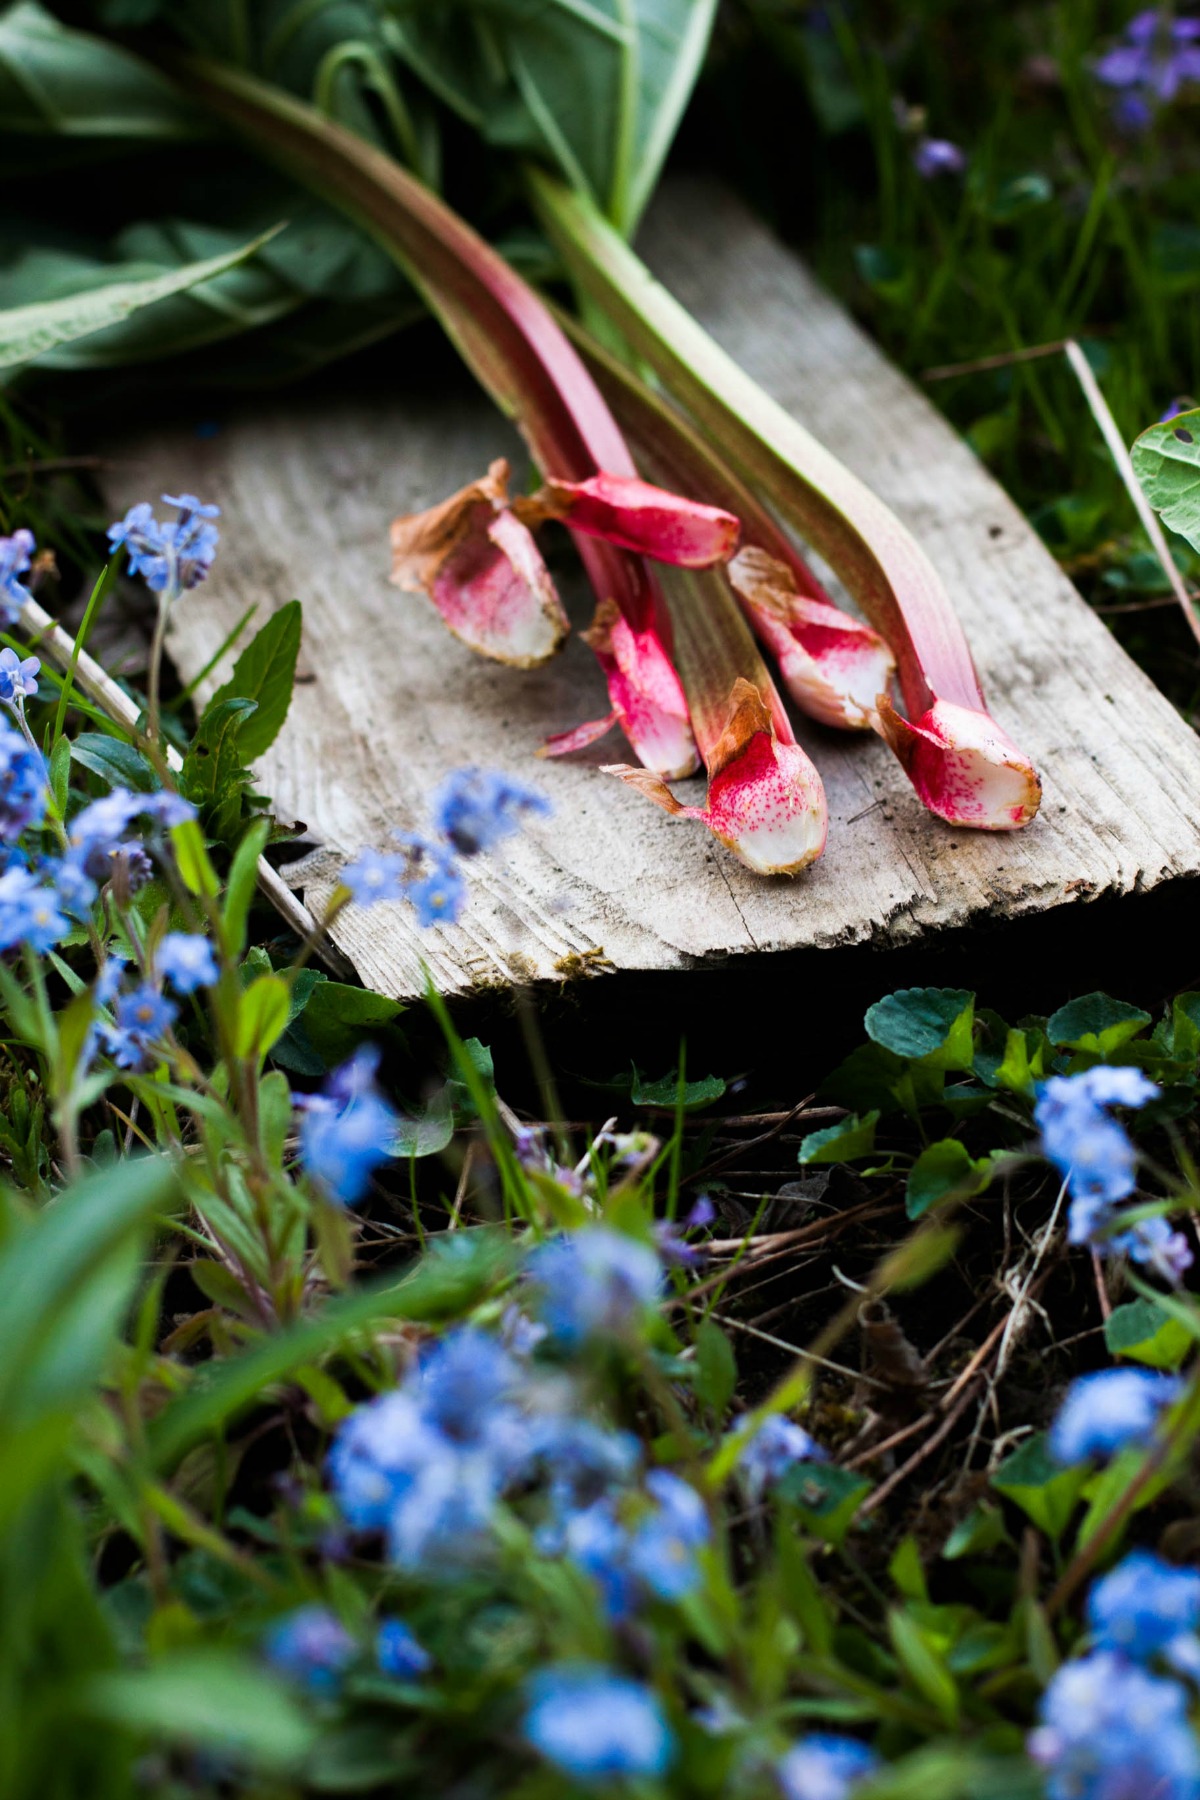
[527,472,740,568]
[390,459,569,667]
[705,682,827,873]
[583,598,699,780]
[729,547,896,731]
[876,695,1042,830]
[603,679,827,876]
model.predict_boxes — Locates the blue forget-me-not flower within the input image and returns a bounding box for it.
[522,1665,675,1780]
[1050,1368,1183,1466]
[1029,1650,1200,1800]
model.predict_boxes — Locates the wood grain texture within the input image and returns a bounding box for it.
[100,178,1200,999]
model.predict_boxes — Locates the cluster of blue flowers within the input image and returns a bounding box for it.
[324,1271,663,1574]
[342,767,550,929]
[1096,8,1200,130]
[293,1225,868,1789]
[0,705,219,1083]
[107,493,220,595]
[265,1604,429,1695]
[1031,1550,1200,1800]
[1035,1066,1191,1281]
[296,1047,398,1206]
[1050,1364,1182,1467]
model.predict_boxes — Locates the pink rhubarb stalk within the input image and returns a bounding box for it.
[530,170,1042,831]
[176,58,718,781]
[569,316,895,731]
[605,565,827,876]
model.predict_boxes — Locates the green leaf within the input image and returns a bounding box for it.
[391,1086,454,1159]
[888,1608,959,1726]
[865,988,975,1069]
[1104,1297,1193,1370]
[1166,992,1200,1063]
[941,1503,1011,1561]
[171,817,220,898]
[976,1026,1044,1097]
[797,1110,879,1165]
[234,975,290,1061]
[1133,405,1200,552]
[182,695,258,842]
[0,1155,178,1420]
[630,1067,725,1110]
[991,1432,1087,1538]
[82,1654,315,1770]
[391,0,718,231]
[207,600,302,763]
[905,1140,990,1220]
[301,981,404,1065]
[222,818,271,962]
[69,732,156,791]
[819,1042,910,1114]
[0,1,203,138]
[1046,993,1151,1055]
[777,1462,870,1546]
[0,226,282,372]
[693,1318,737,1416]
[888,1536,928,1602]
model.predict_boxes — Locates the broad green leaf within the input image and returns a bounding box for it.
[905,1140,990,1220]
[83,1654,315,1770]
[301,981,404,1065]
[1046,992,1151,1055]
[0,228,281,373]
[0,1,202,137]
[389,0,718,230]
[819,1042,910,1114]
[69,732,156,792]
[1132,405,1200,552]
[865,988,975,1069]
[777,1462,870,1546]
[1104,1297,1193,1370]
[631,1067,725,1110]
[234,974,290,1060]
[693,1318,737,1416]
[391,1086,454,1159]
[207,600,302,763]
[797,1110,879,1165]
[991,1432,1087,1538]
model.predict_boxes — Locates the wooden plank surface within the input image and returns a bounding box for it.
[100,178,1200,1000]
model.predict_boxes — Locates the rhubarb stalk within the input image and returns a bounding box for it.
[529,168,1042,831]
[605,564,828,876]
[565,315,895,731]
[175,56,706,779]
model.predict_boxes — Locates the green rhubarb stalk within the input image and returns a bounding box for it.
[528,167,1042,832]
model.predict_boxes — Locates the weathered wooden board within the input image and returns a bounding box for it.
[101,178,1200,1000]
